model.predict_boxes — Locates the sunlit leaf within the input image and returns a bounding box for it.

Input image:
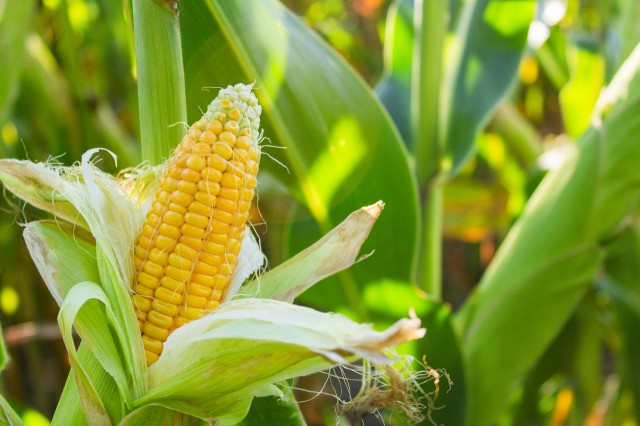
[180,0,419,317]
[442,0,535,174]
[559,38,605,138]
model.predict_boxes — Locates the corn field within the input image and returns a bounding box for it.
[0,0,640,425]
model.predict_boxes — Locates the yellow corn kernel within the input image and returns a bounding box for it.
[181,167,202,183]
[207,154,227,171]
[188,201,212,217]
[198,179,221,195]
[188,283,212,298]
[171,191,193,207]
[213,208,234,225]
[160,276,186,293]
[163,211,184,227]
[207,120,223,134]
[142,261,164,278]
[194,191,217,206]
[168,253,193,270]
[165,265,191,282]
[213,143,233,160]
[191,273,215,287]
[154,235,177,251]
[200,130,217,143]
[216,198,237,213]
[133,295,152,312]
[145,350,160,365]
[152,299,179,317]
[186,155,207,171]
[202,167,223,183]
[180,236,202,251]
[177,180,198,195]
[143,335,163,354]
[158,223,181,239]
[192,142,212,156]
[156,286,183,305]
[168,202,187,214]
[199,252,222,266]
[194,262,217,276]
[138,272,160,289]
[168,166,182,179]
[134,285,155,298]
[148,310,174,330]
[143,322,170,341]
[185,212,209,229]
[181,223,206,239]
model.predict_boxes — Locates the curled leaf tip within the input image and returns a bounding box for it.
[347,313,426,352]
[362,201,384,219]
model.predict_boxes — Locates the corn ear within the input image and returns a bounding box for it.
[131,84,262,364]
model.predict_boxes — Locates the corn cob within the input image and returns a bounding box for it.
[131,84,261,365]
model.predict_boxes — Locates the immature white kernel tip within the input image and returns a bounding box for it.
[239,91,250,102]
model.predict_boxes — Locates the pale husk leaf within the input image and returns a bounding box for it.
[139,298,424,423]
[236,202,384,302]
[0,159,88,229]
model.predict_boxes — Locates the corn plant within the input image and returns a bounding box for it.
[2,0,640,425]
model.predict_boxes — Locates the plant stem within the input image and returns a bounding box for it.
[419,183,443,300]
[412,0,446,300]
[491,101,542,168]
[132,0,187,164]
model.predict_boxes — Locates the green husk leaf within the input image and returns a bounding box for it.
[118,405,201,426]
[238,386,305,426]
[23,220,98,304]
[53,344,124,426]
[58,282,130,425]
[57,149,146,397]
[237,202,383,302]
[139,298,424,423]
[59,281,130,405]
[0,159,88,229]
[0,393,24,426]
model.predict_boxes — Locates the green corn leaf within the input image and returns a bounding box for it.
[457,44,640,425]
[180,0,419,318]
[417,302,466,426]
[601,225,640,422]
[0,0,36,128]
[442,0,535,175]
[376,0,414,144]
[238,202,383,302]
[378,0,535,176]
